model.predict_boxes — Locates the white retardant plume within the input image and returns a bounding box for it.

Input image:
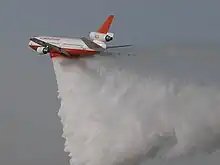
[51,54,220,165]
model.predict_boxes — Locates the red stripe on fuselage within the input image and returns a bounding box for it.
[29,45,97,58]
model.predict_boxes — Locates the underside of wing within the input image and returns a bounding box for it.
[30,37,72,58]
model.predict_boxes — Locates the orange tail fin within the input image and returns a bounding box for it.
[97,15,114,34]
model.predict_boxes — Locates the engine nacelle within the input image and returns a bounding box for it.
[36,47,49,55]
[89,32,114,42]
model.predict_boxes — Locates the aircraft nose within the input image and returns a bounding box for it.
[28,39,37,50]
[28,40,34,48]
[28,40,32,46]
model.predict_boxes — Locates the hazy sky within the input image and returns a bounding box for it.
[0,0,220,165]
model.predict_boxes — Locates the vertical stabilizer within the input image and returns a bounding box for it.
[97,15,114,34]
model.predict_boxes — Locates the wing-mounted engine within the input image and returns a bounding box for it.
[89,32,114,42]
[36,46,49,55]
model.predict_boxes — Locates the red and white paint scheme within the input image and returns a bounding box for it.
[28,15,132,59]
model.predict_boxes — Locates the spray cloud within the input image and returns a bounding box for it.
[51,53,220,165]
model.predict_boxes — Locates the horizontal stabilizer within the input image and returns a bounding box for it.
[80,37,105,51]
[106,44,132,49]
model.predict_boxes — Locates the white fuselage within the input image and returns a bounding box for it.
[29,36,94,51]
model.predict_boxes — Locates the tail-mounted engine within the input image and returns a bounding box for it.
[89,32,114,42]
[36,46,49,55]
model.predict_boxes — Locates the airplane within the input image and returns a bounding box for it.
[28,15,132,59]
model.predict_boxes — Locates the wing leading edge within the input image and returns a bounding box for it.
[30,37,72,57]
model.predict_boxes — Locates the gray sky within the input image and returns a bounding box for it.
[0,0,220,165]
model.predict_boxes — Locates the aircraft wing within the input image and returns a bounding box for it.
[80,37,105,51]
[30,37,72,58]
[106,44,132,49]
